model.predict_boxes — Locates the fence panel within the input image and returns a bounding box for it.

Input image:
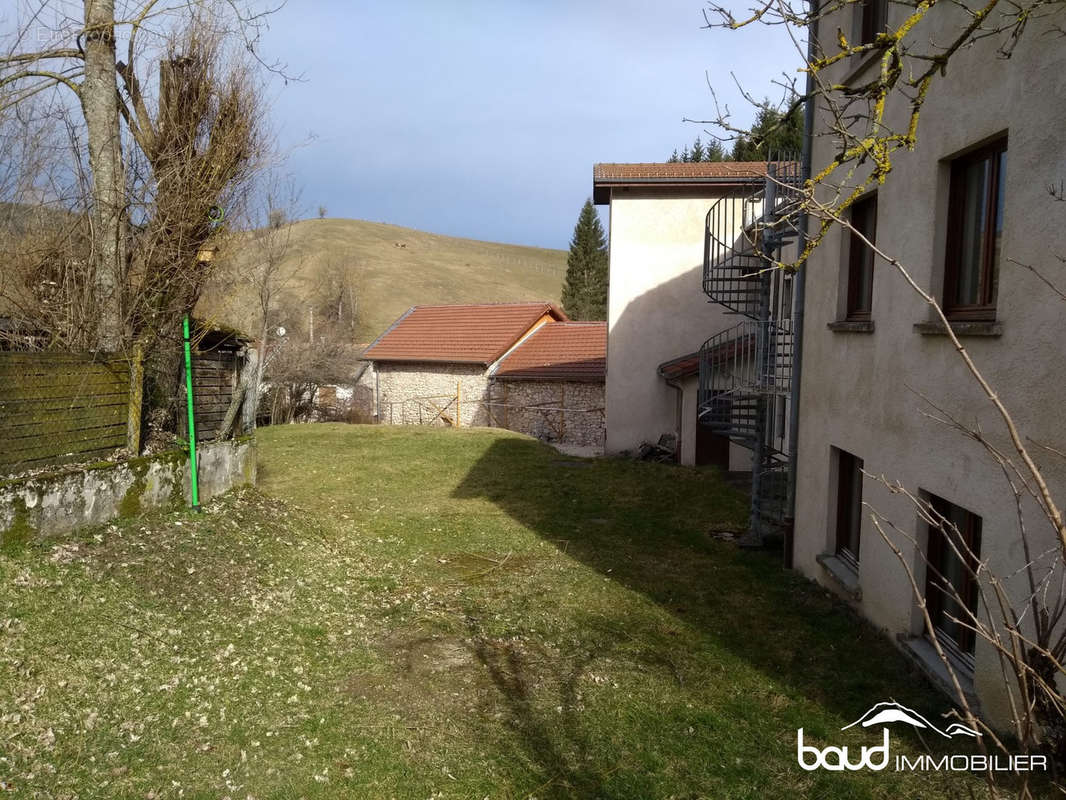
[177,349,242,441]
[0,352,130,475]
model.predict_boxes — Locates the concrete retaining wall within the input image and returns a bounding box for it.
[0,438,256,543]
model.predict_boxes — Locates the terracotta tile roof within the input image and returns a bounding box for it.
[592,161,773,204]
[362,302,566,365]
[657,351,700,381]
[493,321,606,382]
[593,161,770,181]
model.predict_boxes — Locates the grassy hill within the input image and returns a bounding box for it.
[196,218,567,343]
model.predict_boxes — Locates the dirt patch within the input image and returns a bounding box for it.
[341,671,392,701]
[400,635,478,675]
[342,633,487,711]
[434,550,539,583]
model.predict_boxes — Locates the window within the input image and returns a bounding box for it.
[846,194,877,319]
[944,139,1007,320]
[834,449,864,567]
[924,494,982,665]
[859,0,888,44]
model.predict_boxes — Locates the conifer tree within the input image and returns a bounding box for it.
[704,139,726,161]
[561,199,609,321]
[731,104,804,160]
[667,136,725,163]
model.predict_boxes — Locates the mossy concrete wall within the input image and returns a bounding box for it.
[0,438,256,543]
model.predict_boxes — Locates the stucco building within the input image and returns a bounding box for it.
[789,1,1066,726]
[592,162,784,469]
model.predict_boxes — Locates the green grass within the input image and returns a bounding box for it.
[0,424,997,798]
[196,218,567,343]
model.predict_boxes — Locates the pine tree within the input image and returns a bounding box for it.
[561,199,609,321]
[731,103,804,160]
[705,139,726,162]
[668,136,725,163]
[690,136,706,162]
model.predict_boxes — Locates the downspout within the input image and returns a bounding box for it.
[784,0,819,569]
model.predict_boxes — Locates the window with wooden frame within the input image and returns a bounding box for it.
[943,138,1007,320]
[846,194,877,319]
[834,449,864,568]
[924,494,982,666]
[859,0,888,44]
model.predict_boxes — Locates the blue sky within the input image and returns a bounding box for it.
[261,2,800,249]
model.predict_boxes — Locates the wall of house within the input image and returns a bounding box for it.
[793,5,1066,728]
[489,379,605,452]
[373,362,491,428]
[604,189,745,465]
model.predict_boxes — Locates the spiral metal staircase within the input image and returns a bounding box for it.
[697,159,802,542]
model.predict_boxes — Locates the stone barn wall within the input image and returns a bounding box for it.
[374,362,491,428]
[489,380,605,451]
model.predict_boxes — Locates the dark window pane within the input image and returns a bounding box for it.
[860,0,888,44]
[835,450,864,564]
[944,138,1006,318]
[925,495,982,659]
[846,195,877,318]
[954,161,989,306]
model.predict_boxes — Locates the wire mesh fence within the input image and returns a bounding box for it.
[377,392,606,451]
[0,329,252,479]
[0,351,132,476]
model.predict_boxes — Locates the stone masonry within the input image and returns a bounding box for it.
[489,379,605,450]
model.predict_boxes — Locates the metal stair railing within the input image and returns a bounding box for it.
[702,193,765,316]
[698,156,802,542]
[696,318,793,448]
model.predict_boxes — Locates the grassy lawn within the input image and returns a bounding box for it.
[0,424,995,798]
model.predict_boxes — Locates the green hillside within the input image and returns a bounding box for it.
[196,218,567,343]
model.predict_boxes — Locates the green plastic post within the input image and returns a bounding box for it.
[183,315,201,512]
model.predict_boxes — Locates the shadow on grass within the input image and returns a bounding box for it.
[451,437,952,736]
[462,613,611,800]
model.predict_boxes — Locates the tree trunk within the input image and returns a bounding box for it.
[81,0,126,352]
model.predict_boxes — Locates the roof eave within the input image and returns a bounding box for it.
[493,373,605,383]
[592,177,764,205]
[367,356,490,367]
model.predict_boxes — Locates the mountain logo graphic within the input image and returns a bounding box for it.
[841,701,981,739]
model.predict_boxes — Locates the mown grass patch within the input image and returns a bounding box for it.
[0,423,1013,798]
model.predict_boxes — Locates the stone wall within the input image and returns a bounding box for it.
[0,438,256,543]
[374,362,491,428]
[370,362,605,451]
[489,380,605,450]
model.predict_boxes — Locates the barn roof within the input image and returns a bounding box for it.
[493,321,606,383]
[362,302,566,366]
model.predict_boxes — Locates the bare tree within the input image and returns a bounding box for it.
[0,2,275,349]
[240,174,304,408]
[312,253,362,339]
[1,1,276,440]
